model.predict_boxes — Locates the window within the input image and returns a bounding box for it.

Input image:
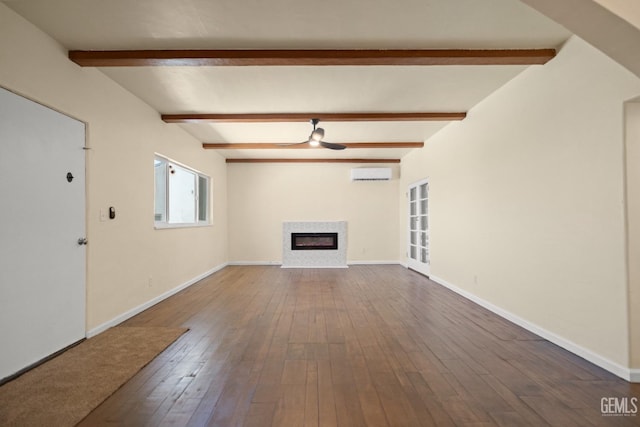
[154,155,210,228]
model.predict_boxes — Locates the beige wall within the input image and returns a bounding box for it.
[0,4,228,332]
[227,163,399,263]
[522,0,640,79]
[400,36,640,368]
[626,102,640,369]
[593,0,640,29]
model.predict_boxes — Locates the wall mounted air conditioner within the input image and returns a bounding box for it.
[350,168,392,181]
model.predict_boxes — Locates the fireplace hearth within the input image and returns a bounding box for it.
[291,232,338,250]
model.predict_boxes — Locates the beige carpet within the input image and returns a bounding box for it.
[0,326,188,426]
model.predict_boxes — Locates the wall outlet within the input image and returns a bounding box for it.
[99,209,107,222]
[148,276,153,288]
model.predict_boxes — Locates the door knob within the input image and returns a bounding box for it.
[77,238,88,245]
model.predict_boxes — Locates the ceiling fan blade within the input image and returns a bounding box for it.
[320,141,346,150]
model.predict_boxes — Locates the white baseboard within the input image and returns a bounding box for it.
[281,265,349,269]
[429,274,638,383]
[228,261,281,266]
[348,260,402,265]
[86,262,228,338]
[227,261,403,267]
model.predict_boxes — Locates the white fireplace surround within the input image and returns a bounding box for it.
[282,221,348,268]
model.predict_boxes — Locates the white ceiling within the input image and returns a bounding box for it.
[3,0,572,160]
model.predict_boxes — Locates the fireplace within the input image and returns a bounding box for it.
[291,232,338,250]
[282,221,347,268]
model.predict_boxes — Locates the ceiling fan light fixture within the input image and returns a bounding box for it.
[276,119,345,150]
[310,128,324,141]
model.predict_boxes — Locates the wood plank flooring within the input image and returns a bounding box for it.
[78,266,640,426]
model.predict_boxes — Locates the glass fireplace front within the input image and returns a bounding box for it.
[291,232,338,250]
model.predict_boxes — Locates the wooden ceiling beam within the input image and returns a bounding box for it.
[164,112,465,123]
[69,49,556,67]
[225,158,401,164]
[204,142,423,149]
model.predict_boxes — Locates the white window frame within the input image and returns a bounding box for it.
[154,154,211,229]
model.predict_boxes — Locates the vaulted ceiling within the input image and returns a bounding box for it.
[3,0,572,162]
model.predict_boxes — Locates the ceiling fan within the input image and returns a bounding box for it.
[282,119,346,150]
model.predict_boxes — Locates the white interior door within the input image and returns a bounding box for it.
[407,179,430,276]
[0,87,86,380]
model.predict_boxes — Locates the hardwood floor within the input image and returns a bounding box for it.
[79,266,639,426]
